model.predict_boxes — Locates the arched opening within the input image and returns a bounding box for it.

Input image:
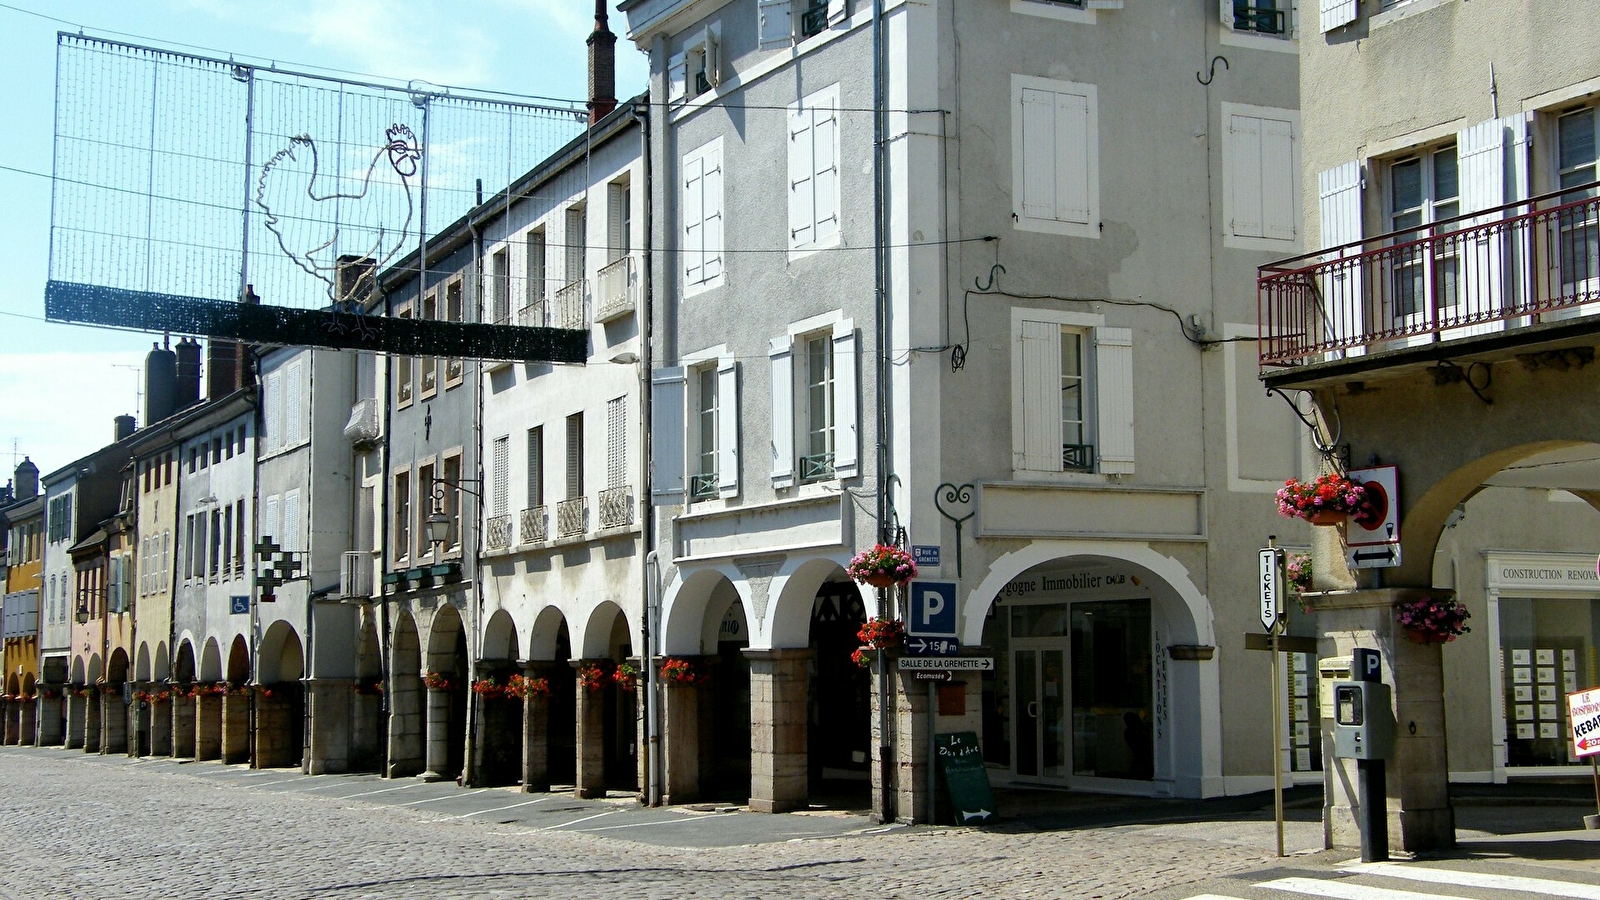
[475,609,522,786]
[574,601,637,797]
[84,653,103,754]
[423,604,469,781]
[527,607,576,789]
[19,673,36,747]
[222,635,252,764]
[171,640,196,758]
[255,622,305,769]
[387,612,425,778]
[660,568,752,805]
[65,655,87,750]
[349,610,386,773]
[151,642,172,757]
[103,648,130,755]
[132,643,152,758]
[195,638,223,760]
[3,674,17,746]
[805,576,871,810]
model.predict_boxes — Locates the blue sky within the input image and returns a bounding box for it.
[0,0,647,479]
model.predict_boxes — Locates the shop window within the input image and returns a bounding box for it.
[1500,596,1599,767]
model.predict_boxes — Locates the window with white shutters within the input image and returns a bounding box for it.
[526,428,543,508]
[286,358,304,446]
[651,367,687,502]
[1012,75,1099,238]
[758,0,794,49]
[1011,309,1135,476]
[608,181,631,262]
[789,84,842,254]
[492,250,510,324]
[526,231,546,313]
[564,206,587,288]
[771,315,857,487]
[491,436,510,518]
[1223,104,1300,249]
[607,397,627,488]
[693,364,719,499]
[1318,0,1356,33]
[395,306,414,406]
[282,489,301,554]
[682,139,725,292]
[566,413,585,500]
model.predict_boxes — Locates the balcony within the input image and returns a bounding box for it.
[595,256,636,324]
[554,279,588,331]
[343,399,379,449]
[519,506,546,544]
[1259,182,1600,372]
[599,486,634,529]
[689,472,719,501]
[338,551,371,600]
[485,514,512,551]
[556,497,587,539]
[518,301,546,328]
[799,452,835,483]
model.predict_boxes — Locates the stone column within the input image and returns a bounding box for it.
[221,691,251,764]
[521,663,552,792]
[744,648,811,814]
[387,679,425,779]
[420,685,452,781]
[102,690,127,754]
[20,696,37,746]
[171,694,196,758]
[125,688,143,757]
[661,671,702,805]
[195,692,222,760]
[1312,587,1455,854]
[151,696,172,756]
[573,660,608,799]
[305,678,352,775]
[887,666,931,825]
[65,691,85,749]
[3,699,16,744]
[85,691,102,753]
[37,689,64,746]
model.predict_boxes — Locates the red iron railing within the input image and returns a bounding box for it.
[1258,181,1600,368]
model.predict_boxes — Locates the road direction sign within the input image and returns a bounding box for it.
[1346,543,1403,570]
[1568,688,1600,757]
[906,637,960,656]
[907,580,958,638]
[1259,547,1284,632]
[898,656,993,671]
[913,671,955,682]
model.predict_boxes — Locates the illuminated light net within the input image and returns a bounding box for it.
[46,33,591,362]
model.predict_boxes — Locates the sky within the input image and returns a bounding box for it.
[0,0,648,481]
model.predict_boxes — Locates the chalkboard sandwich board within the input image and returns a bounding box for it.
[934,731,998,825]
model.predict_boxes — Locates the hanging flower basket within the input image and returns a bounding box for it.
[613,662,641,693]
[851,647,876,669]
[422,672,453,691]
[1394,595,1471,644]
[1275,474,1377,525]
[658,657,708,686]
[506,674,550,699]
[352,680,385,696]
[847,544,917,587]
[577,662,612,693]
[857,617,905,651]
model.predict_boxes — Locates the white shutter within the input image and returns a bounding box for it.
[769,337,795,487]
[813,104,839,244]
[1020,89,1058,221]
[1261,117,1296,240]
[828,0,847,24]
[607,397,627,488]
[285,360,303,446]
[263,371,281,451]
[682,153,704,286]
[651,367,686,501]
[1018,320,1062,471]
[1020,86,1093,225]
[702,147,724,280]
[701,29,721,87]
[758,0,793,49]
[1094,327,1135,475]
[1054,90,1092,224]
[1317,161,1365,351]
[1229,113,1266,239]
[607,184,627,264]
[262,494,279,543]
[282,490,301,553]
[1220,0,1236,30]
[831,321,858,478]
[1455,116,1512,329]
[667,53,687,104]
[717,359,739,497]
[789,105,816,247]
[492,435,510,516]
[1319,0,1356,33]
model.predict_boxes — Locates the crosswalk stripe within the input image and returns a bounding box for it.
[1176,895,1251,900]
[1258,876,1474,900]
[1343,863,1600,900]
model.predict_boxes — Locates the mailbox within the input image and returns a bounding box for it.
[1318,656,1352,719]
[1331,680,1392,760]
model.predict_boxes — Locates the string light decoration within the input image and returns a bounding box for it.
[45,33,591,363]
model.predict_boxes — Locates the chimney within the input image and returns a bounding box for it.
[206,337,240,400]
[14,458,38,500]
[587,0,617,125]
[145,342,178,426]
[175,337,202,409]
[113,415,137,443]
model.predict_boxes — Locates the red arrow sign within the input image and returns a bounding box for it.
[1579,735,1600,753]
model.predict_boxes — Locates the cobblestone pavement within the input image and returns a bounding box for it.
[0,747,1286,900]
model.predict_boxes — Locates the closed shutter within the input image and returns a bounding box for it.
[1317,161,1365,350]
[702,147,724,281]
[107,557,121,613]
[769,337,795,487]
[564,207,586,287]
[789,104,816,247]
[527,231,546,305]
[526,427,543,508]
[1020,87,1093,225]
[264,371,281,451]
[1457,117,1508,325]
[717,359,740,497]
[1229,113,1266,239]
[607,396,627,488]
[1086,0,1124,8]
[831,321,859,478]
[758,0,793,49]
[683,153,705,285]
[667,53,687,104]
[285,359,303,446]
[1261,117,1296,240]
[651,367,686,501]
[1319,0,1356,33]
[492,435,510,517]
[813,103,839,244]
[828,0,847,23]
[282,490,301,553]
[262,495,279,543]
[1094,327,1135,475]
[565,413,584,500]
[1018,320,1062,471]
[607,184,627,263]
[1020,89,1058,221]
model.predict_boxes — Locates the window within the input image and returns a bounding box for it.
[769,316,857,487]
[608,181,631,263]
[789,84,841,254]
[1012,75,1099,238]
[420,292,438,398]
[682,139,725,292]
[418,462,436,554]
[606,397,627,488]
[1222,104,1299,249]
[693,365,719,499]
[210,509,222,578]
[1557,107,1598,289]
[393,472,410,561]
[284,359,304,447]
[525,230,546,325]
[491,436,510,518]
[565,413,585,500]
[1011,309,1135,476]
[491,250,510,325]
[212,436,223,465]
[1387,145,1460,319]
[444,280,464,386]
[395,305,415,406]
[525,428,544,509]
[198,443,207,470]
[564,206,587,289]
[282,489,301,554]
[1225,0,1291,36]
[441,455,462,552]
[233,502,244,576]
[668,28,720,104]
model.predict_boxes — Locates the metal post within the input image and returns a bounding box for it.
[927,679,937,825]
[1358,757,1389,862]
[1270,624,1284,857]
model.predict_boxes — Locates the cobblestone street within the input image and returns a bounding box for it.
[0,748,1283,900]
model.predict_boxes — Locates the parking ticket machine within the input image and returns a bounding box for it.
[1332,681,1393,761]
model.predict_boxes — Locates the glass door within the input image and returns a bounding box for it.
[1012,641,1070,782]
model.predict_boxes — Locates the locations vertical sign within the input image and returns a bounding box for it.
[1260,546,1284,633]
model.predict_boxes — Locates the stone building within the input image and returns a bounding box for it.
[2,459,43,744]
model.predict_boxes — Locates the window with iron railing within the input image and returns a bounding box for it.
[520,506,546,544]
[599,486,633,529]
[486,514,512,551]
[1232,0,1285,34]
[556,497,586,539]
[595,256,635,322]
[554,279,588,330]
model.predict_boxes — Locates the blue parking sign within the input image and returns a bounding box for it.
[907,580,958,638]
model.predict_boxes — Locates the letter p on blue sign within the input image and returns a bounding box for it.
[908,580,958,638]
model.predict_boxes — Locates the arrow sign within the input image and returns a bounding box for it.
[1346,542,1403,570]
[1259,547,1283,633]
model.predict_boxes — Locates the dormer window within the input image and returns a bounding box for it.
[668,28,719,104]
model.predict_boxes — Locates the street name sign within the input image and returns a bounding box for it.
[1259,547,1284,632]
[912,545,942,568]
[898,656,994,671]
[1568,688,1600,757]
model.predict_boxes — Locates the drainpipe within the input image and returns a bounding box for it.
[462,217,485,787]
[635,101,662,808]
[871,0,897,825]
[378,290,394,767]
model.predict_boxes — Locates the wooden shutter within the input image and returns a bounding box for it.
[1318,161,1365,350]
[813,103,839,244]
[1219,0,1236,29]
[1086,0,1124,8]
[831,321,859,478]
[1020,86,1093,225]
[282,490,301,553]
[702,146,724,280]
[526,428,543,508]
[717,359,740,497]
[527,231,546,305]
[769,337,795,487]
[262,495,279,544]
[285,360,303,446]
[1020,89,1058,221]
[667,53,687,104]
[1319,0,1356,33]
[828,0,847,23]
[651,367,686,501]
[1094,327,1135,475]
[564,207,585,287]
[1455,116,1516,329]
[758,0,793,49]
[683,153,704,285]
[789,104,816,247]
[264,371,281,451]
[565,413,584,500]
[1229,113,1266,239]
[1018,320,1062,471]
[607,184,627,263]
[1261,116,1296,240]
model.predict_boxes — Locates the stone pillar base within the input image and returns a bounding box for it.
[521,663,552,792]
[37,690,65,746]
[662,674,702,805]
[573,660,608,799]
[171,695,196,758]
[305,678,353,775]
[151,699,172,756]
[195,693,222,761]
[20,698,37,746]
[221,692,251,764]
[745,648,811,815]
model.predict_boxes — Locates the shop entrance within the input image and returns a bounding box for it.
[1011,641,1069,782]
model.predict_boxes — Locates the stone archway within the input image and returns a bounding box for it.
[658,568,751,805]
[255,621,304,769]
[150,642,172,757]
[84,653,103,754]
[195,639,223,761]
[349,610,385,773]
[523,606,574,791]
[573,601,636,799]
[474,610,522,787]
[102,648,130,755]
[422,604,468,781]
[171,640,197,758]
[387,612,424,778]
[66,655,87,750]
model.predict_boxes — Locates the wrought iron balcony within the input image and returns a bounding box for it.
[689,472,719,501]
[800,1,828,36]
[519,506,546,544]
[799,452,835,482]
[554,279,588,331]
[1063,443,1094,473]
[485,514,512,551]
[1258,182,1600,369]
[1233,2,1285,34]
[595,256,636,323]
[556,497,587,539]
[517,301,546,328]
[599,486,634,529]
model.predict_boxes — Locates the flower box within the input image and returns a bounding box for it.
[847,544,917,587]
[1275,473,1378,525]
[1393,595,1470,643]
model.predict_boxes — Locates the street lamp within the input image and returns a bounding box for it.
[424,478,481,552]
